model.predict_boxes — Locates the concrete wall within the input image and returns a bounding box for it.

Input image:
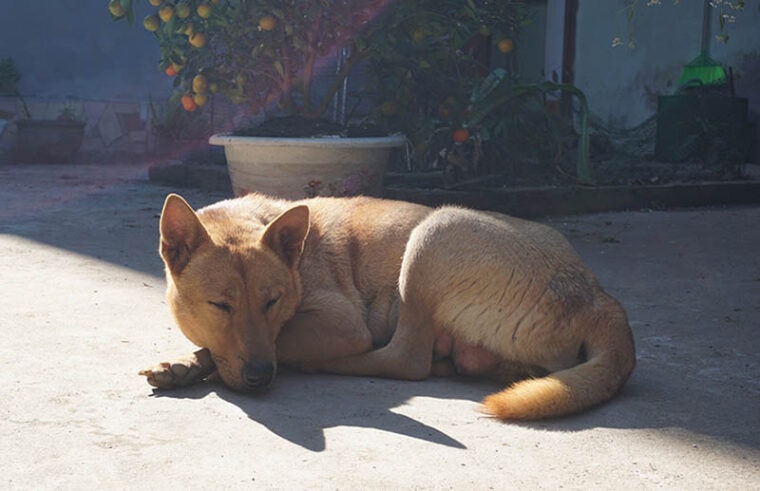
[574,1,760,129]
[0,1,168,101]
[0,1,178,159]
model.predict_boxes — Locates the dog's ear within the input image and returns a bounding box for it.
[159,194,211,275]
[261,205,310,267]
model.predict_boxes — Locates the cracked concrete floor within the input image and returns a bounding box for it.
[0,163,758,489]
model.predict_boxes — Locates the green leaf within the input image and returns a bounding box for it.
[126,0,134,25]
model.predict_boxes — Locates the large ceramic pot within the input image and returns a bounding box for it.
[209,133,406,199]
[13,119,86,163]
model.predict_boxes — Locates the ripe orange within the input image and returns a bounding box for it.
[189,32,206,48]
[196,4,212,19]
[181,94,198,112]
[379,101,398,117]
[258,15,277,31]
[108,0,126,17]
[159,5,174,22]
[193,93,209,107]
[452,128,469,143]
[143,15,161,32]
[497,38,514,53]
[165,65,178,77]
[176,2,191,18]
[149,0,162,6]
[192,74,208,94]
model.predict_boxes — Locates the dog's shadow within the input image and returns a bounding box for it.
[148,370,759,453]
[151,370,500,451]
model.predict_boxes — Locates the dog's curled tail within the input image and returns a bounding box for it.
[482,299,636,420]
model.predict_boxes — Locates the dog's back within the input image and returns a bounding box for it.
[399,207,636,419]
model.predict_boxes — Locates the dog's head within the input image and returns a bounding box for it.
[158,193,309,392]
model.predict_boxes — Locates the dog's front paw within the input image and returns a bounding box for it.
[138,349,216,389]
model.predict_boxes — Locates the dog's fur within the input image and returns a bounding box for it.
[140,193,635,420]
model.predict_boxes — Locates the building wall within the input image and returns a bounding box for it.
[0,1,169,101]
[0,1,178,159]
[574,1,760,129]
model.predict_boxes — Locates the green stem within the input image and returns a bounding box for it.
[15,89,31,119]
[467,80,592,184]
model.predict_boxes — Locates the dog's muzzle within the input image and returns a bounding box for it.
[241,360,275,391]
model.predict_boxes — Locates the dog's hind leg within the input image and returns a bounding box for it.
[139,348,216,389]
[304,302,436,380]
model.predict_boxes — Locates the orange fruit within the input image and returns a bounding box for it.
[149,0,162,6]
[171,61,185,73]
[108,0,126,17]
[497,38,514,53]
[192,74,208,93]
[181,94,198,112]
[159,5,174,22]
[143,15,160,32]
[196,4,212,19]
[189,32,206,48]
[193,93,209,107]
[452,128,469,143]
[176,2,191,18]
[165,65,178,77]
[379,101,398,117]
[258,15,277,31]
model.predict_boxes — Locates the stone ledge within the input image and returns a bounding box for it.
[385,180,760,217]
[148,160,232,194]
[148,160,760,217]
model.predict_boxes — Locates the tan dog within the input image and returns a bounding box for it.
[140,193,635,420]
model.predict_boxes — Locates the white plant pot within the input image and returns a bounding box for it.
[209,133,406,199]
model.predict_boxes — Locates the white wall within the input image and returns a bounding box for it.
[574,1,760,129]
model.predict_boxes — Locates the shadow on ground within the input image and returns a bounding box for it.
[147,362,759,453]
[4,163,758,456]
[0,163,229,277]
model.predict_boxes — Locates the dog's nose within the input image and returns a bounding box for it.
[241,360,275,390]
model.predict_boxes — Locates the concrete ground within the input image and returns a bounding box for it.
[1,162,758,490]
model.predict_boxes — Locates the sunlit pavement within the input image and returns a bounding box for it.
[1,162,758,489]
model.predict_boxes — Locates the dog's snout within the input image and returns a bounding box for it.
[241,360,275,390]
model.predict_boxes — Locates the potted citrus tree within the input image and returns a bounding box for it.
[109,0,523,197]
[1,57,86,164]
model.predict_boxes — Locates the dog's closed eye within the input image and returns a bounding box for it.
[265,297,279,310]
[209,300,232,313]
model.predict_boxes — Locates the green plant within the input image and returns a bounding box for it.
[56,103,85,122]
[466,72,592,184]
[109,0,525,131]
[0,57,31,119]
[149,96,213,142]
[615,0,755,48]
[400,69,592,188]
[364,2,525,154]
